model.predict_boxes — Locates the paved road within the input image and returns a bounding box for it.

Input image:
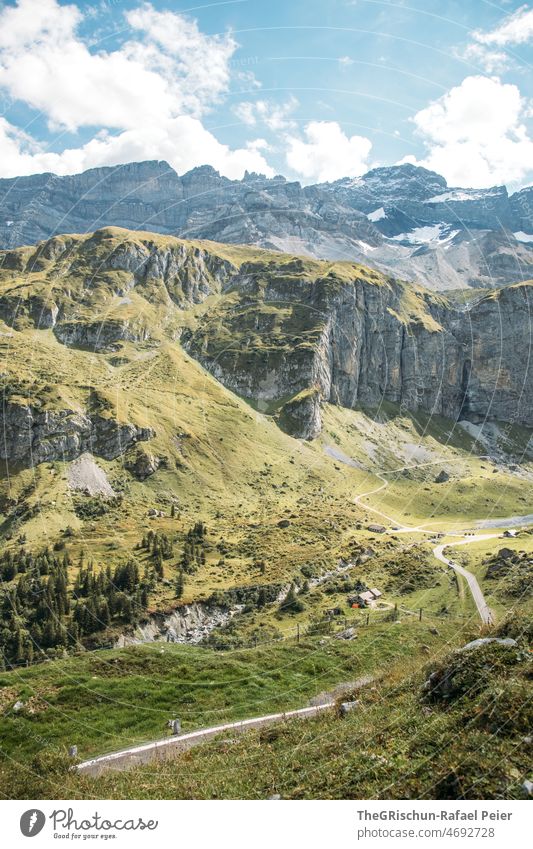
[353,467,498,624]
[433,536,497,625]
[77,703,335,776]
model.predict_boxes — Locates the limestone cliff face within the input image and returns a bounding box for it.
[311,281,464,419]
[0,400,154,467]
[1,230,532,457]
[455,285,533,427]
[185,258,533,438]
[186,265,465,432]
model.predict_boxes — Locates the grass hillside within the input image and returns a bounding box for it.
[0,617,465,764]
[1,228,532,661]
[0,616,530,800]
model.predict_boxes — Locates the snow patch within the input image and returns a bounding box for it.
[367,207,386,222]
[356,240,376,254]
[513,231,533,244]
[424,189,496,203]
[390,224,459,246]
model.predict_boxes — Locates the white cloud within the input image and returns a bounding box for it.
[461,43,510,73]
[233,97,299,131]
[286,121,372,183]
[0,0,273,179]
[405,75,533,187]
[0,116,274,180]
[338,56,354,67]
[473,5,533,46]
[0,0,235,130]
[235,70,262,91]
[462,5,533,71]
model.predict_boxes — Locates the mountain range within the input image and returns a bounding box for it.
[1,161,532,291]
[1,227,532,465]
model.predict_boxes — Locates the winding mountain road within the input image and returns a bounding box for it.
[352,462,501,625]
[433,537,497,625]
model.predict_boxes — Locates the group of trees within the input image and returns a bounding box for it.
[0,522,213,666]
[71,557,156,637]
[0,548,73,667]
[138,530,174,578]
[0,547,157,668]
[175,522,208,599]
[180,522,207,573]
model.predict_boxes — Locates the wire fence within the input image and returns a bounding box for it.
[1,593,484,672]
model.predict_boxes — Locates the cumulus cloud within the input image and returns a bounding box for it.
[404,75,533,188]
[0,0,235,129]
[0,115,274,180]
[462,5,533,71]
[0,0,273,179]
[286,121,372,183]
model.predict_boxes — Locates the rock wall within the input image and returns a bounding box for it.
[115,601,241,647]
[454,285,533,426]
[187,267,533,437]
[0,400,154,466]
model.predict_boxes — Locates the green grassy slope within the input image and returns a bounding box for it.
[1,617,530,800]
[0,619,466,766]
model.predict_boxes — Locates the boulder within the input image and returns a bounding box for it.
[336,627,357,640]
[126,448,161,480]
[459,637,517,652]
[339,700,359,716]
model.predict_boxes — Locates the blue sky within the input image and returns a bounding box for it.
[0,0,532,187]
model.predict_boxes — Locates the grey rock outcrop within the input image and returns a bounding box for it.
[0,399,154,466]
[186,259,533,438]
[115,601,241,646]
[53,319,150,352]
[278,389,322,440]
[125,447,161,480]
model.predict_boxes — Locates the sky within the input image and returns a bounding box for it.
[0,0,532,188]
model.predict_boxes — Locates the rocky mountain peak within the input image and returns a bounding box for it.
[351,163,448,201]
[0,159,531,290]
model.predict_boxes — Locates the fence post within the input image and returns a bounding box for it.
[366,612,370,626]
[297,623,300,643]
[419,608,423,621]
